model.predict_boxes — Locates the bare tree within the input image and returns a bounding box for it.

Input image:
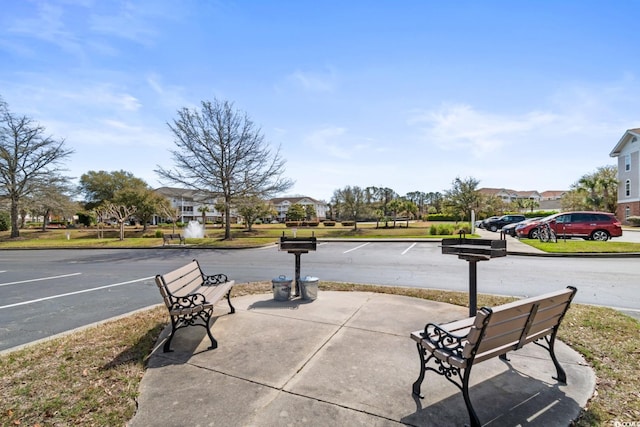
[158,202,181,234]
[92,206,110,239]
[23,178,77,231]
[103,203,136,241]
[156,99,294,240]
[0,99,73,237]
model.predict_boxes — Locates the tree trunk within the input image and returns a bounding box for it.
[41,208,51,231]
[224,203,232,240]
[10,196,20,238]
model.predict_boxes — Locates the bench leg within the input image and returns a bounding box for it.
[163,318,178,352]
[226,289,235,314]
[462,366,481,427]
[163,311,218,352]
[413,341,482,427]
[412,342,426,398]
[204,324,218,350]
[532,332,567,384]
[200,309,218,350]
[547,333,567,383]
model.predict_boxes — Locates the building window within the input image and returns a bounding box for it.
[625,206,631,220]
[625,180,631,197]
[625,154,631,172]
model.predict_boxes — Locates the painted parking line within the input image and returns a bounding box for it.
[343,243,370,254]
[0,272,82,288]
[401,243,417,255]
[0,276,154,310]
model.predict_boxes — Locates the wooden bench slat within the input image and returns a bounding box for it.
[161,261,199,284]
[167,270,205,295]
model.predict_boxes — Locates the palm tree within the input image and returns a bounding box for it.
[197,205,210,224]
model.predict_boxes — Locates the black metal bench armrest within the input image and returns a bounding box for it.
[423,322,468,358]
[204,274,229,285]
[170,292,207,311]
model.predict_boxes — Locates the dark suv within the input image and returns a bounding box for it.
[515,211,622,241]
[483,214,526,232]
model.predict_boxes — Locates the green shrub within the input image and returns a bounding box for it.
[427,213,458,221]
[323,221,336,227]
[0,211,9,231]
[437,224,452,235]
[427,223,472,236]
[627,216,640,226]
[341,221,355,227]
[304,221,319,227]
[155,230,163,238]
[285,221,302,227]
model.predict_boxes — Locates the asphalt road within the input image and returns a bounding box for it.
[1,242,638,352]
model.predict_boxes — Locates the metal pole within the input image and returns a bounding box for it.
[469,260,477,317]
[294,252,301,297]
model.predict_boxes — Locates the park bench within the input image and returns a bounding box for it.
[162,233,185,246]
[155,259,235,352]
[410,286,577,427]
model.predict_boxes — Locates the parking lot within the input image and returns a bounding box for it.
[1,241,639,352]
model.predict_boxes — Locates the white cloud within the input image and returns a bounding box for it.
[145,74,189,109]
[288,68,337,92]
[88,5,158,46]
[300,125,386,161]
[410,103,558,157]
[303,126,349,159]
[7,2,84,56]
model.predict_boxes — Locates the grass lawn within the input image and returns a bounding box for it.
[0,221,456,249]
[1,282,638,426]
[519,237,640,253]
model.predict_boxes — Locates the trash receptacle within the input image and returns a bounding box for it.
[299,276,319,300]
[272,275,292,301]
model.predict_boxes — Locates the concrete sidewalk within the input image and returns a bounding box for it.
[129,291,595,426]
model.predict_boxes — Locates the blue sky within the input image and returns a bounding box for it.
[1,1,639,202]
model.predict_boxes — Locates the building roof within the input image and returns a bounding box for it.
[154,187,218,202]
[540,190,566,199]
[478,188,517,196]
[270,196,323,205]
[479,188,564,199]
[610,128,640,157]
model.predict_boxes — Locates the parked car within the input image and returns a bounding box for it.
[501,217,541,237]
[482,214,526,232]
[478,216,499,229]
[515,211,622,241]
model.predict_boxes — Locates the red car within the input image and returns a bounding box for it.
[515,211,622,241]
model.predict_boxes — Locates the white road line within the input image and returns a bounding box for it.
[0,272,82,288]
[343,243,370,254]
[527,399,560,422]
[402,243,417,255]
[0,276,154,310]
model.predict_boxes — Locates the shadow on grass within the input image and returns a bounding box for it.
[100,322,166,371]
